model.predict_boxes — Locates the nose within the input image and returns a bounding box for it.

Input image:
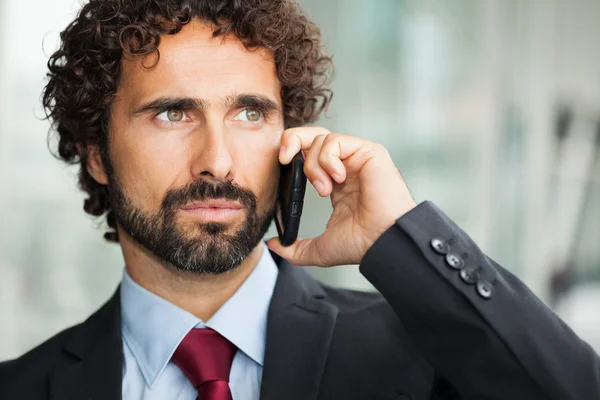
[189,123,235,181]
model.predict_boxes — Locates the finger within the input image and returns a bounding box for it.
[327,133,375,161]
[279,126,331,164]
[266,236,327,267]
[304,134,334,196]
[318,134,347,184]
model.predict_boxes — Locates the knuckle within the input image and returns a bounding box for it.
[323,132,340,143]
[282,128,302,144]
[372,142,388,155]
[315,126,331,135]
[318,150,332,165]
[311,134,328,146]
[376,141,387,150]
[280,128,294,141]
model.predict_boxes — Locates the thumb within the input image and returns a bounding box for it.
[266,236,322,267]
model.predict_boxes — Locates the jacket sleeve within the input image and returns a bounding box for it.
[359,201,600,400]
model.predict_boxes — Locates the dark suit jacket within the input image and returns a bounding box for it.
[1,201,599,399]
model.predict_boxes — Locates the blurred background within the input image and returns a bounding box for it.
[1,0,599,360]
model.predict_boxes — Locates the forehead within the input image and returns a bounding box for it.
[118,20,281,105]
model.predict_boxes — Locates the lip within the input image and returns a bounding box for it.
[180,199,244,222]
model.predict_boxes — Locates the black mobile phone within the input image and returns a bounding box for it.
[274,152,307,246]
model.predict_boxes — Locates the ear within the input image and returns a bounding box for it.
[78,143,109,185]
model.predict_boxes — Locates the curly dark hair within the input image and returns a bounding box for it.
[43,0,333,242]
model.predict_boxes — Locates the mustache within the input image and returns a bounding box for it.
[162,178,257,210]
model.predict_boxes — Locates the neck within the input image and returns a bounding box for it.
[119,229,263,322]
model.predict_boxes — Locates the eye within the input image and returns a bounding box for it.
[233,108,263,123]
[155,109,188,123]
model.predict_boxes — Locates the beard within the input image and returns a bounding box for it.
[106,173,275,275]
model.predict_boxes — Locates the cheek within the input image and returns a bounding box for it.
[109,133,185,212]
[230,137,280,206]
[262,161,280,205]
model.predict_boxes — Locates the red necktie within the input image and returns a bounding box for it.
[171,328,237,400]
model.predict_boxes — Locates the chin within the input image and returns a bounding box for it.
[200,222,229,235]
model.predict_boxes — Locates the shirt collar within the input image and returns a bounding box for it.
[120,242,279,389]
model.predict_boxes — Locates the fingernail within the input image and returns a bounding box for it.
[314,181,324,194]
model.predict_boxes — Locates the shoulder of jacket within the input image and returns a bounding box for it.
[0,323,82,386]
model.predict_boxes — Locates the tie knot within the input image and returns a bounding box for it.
[171,328,237,389]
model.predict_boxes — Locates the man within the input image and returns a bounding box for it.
[0,0,598,399]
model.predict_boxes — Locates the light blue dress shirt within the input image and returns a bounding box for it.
[120,243,279,400]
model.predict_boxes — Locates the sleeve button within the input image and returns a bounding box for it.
[459,268,480,285]
[476,280,494,299]
[445,253,464,270]
[430,238,450,255]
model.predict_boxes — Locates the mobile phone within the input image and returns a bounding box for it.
[274,152,307,246]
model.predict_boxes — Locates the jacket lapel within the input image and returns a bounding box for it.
[50,287,123,400]
[260,254,339,400]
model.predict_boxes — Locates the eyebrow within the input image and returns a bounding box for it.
[223,94,281,115]
[131,97,205,116]
[131,94,281,116]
